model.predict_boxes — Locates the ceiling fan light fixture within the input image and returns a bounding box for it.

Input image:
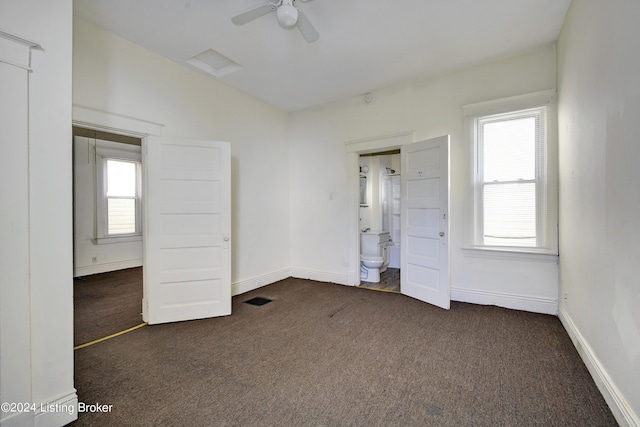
[277,4,299,27]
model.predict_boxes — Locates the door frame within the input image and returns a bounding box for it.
[344,132,414,286]
[71,105,164,309]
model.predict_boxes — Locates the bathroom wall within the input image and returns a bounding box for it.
[359,156,372,230]
[289,45,559,313]
[359,153,400,234]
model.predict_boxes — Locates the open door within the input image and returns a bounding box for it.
[143,137,231,325]
[401,135,450,309]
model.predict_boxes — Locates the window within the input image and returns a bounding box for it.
[95,140,142,243]
[464,91,557,256]
[104,159,139,234]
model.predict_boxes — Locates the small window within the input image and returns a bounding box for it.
[95,141,142,243]
[105,159,139,235]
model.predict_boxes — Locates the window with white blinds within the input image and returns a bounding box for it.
[105,159,139,235]
[474,107,551,250]
[95,140,142,243]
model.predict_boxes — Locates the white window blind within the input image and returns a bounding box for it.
[95,140,142,243]
[106,159,138,235]
[475,107,549,249]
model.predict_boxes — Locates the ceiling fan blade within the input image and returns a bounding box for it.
[231,3,277,26]
[296,10,319,42]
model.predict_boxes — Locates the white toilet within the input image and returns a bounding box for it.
[360,255,385,282]
[360,231,391,283]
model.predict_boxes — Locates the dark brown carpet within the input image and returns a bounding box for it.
[74,267,143,346]
[72,277,617,426]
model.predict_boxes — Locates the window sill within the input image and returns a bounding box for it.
[462,246,558,263]
[95,234,142,245]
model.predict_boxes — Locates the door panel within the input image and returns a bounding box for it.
[401,135,450,309]
[143,137,231,325]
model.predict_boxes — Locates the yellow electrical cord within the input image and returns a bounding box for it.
[356,286,400,294]
[74,322,148,350]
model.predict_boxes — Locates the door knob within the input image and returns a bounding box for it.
[439,231,445,237]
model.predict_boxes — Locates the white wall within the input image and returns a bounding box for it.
[73,18,291,293]
[72,137,143,276]
[557,1,640,424]
[289,46,560,313]
[0,1,76,426]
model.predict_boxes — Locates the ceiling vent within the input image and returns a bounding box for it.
[186,48,242,77]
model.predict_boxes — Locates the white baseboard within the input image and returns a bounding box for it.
[290,268,349,286]
[451,286,558,315]
[1,411,32,427]
[231,268,350,296]
[34,390,78,427]
[74,259,143,277]
[232,269,291,296]
[559,306,639,427]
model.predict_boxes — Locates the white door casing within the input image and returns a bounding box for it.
[401,135,450,309]
[143,137,231,324]
[344,132,415,286]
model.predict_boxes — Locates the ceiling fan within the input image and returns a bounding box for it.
[231,0,320,43]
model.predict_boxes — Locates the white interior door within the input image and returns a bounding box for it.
[143,137,231,325]
[401,135,450,309]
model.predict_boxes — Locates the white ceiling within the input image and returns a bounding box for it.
[73,0,571,112]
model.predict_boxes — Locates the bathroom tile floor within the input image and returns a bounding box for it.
[358,268,400,293]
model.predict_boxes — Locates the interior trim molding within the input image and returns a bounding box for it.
[74,259,143,278]
[232,269,291,296]
[462,89,556,117]
[1,410,31,427]
[559,307,640,427]
[451,286,558,315]
[344,131,414,154]
[462,247,559,263]
[33,390,78,427]
[0,29,40,71]
[72,105,164,137]
[344,131,415,287]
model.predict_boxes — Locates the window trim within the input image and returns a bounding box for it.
[463,90,558,257]
[95,140,142,245]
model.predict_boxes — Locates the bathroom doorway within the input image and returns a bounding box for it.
[345,132,414,289]
[358,150,401,293]
[346,132,451,309]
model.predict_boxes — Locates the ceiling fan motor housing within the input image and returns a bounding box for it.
[277,1,299,27]
[231,0,318,43]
